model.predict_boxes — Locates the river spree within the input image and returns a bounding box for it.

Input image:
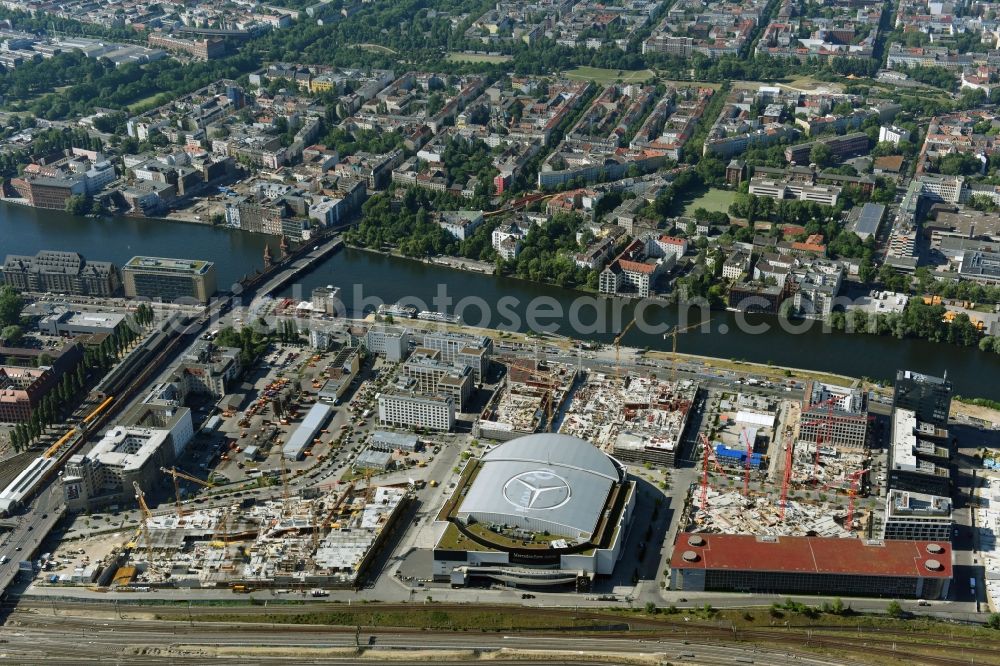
[3,202,1000,400]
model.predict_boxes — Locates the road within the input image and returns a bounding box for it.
[0,486,66,594]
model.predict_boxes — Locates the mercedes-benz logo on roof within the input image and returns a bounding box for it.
[503,470,571,511]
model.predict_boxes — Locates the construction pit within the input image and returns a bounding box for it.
[686,389,879,540]
[39,484,411,591]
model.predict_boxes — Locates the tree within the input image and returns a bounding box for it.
[64,194,90,216]
[0,285,23,328]
[886,600,904,618]
[1,324,23,345]
[809,143,833,168]
[987,613,1000,630]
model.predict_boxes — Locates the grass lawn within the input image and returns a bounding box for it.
[127,92,170,113]
[664,185,738,218]
[357,43,398,55]
[562,66,656,84]
[446,52,512,63]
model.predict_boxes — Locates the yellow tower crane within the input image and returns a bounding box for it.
[613,315,639,381]
[666,320,705,383]
[160,466,214,523]
[280,455,291,518]
[132,481,155,571]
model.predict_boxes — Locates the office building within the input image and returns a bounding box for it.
[169,340,242,400]
[2,251,121,296]
[893,370,952,428]
[364,326,411,362]
[62,411,193,512]
[670,533,951,600]
[784,132,870,166]
[420,332,492,383]
[888,408,951,496]
[378,390,455,432]
[122,256,217,303]
[883,490,953,542]
[311,285,342,316]
[402,349,474,410]
[799,382,869,450]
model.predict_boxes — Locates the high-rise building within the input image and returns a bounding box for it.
[2,251,121,296]
[122,256,217,303]
[893,370,952,428]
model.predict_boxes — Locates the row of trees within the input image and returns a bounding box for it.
[8,304,156,453]
[828,300,982,347]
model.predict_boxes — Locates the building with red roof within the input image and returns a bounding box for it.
[670,532,951,599]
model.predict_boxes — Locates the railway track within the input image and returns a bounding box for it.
[6,600,999,665]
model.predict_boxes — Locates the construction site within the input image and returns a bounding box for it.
[44,479,409,591]
[475,358,579,441]
[558,372,698,467]
[682,382,877,541]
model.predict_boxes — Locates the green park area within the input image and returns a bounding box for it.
[562,66,656,84]
[666,185,738,217]
[446,52,512,64]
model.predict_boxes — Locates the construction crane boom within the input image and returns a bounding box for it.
[740,428,753,496]
[160,466,214,522]
[846,467,871,532]
[613,315,639,380]
[666,320,704,383]
[132,481,154,570]
[780,431,794,522]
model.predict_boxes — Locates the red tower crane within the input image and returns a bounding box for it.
[699,433,725,512]
[740,428,753,496]
[800,396,840,480]
[780,431,794,522]
[846,467,871,531]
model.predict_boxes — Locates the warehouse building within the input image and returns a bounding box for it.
[670,533,951,599]
[370,430,419,453]
[434,433,636,589]
[282,403,333,460]
[38,310,127,337]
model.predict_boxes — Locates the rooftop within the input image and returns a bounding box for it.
[123,256,213,274]
[671,532,952,578]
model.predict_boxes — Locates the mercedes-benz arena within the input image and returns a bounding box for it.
[433,433,636,589]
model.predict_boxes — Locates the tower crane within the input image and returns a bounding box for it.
[613,315,639,380]
[698,433,726,512]
[846,467,871,532]
[132,481,155,570]
[495,357,559,431]
[280,454,291,518]
[665,320,705,383]
[780,430,794,522]
[160,466,214,523]
[740,428,753,496]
